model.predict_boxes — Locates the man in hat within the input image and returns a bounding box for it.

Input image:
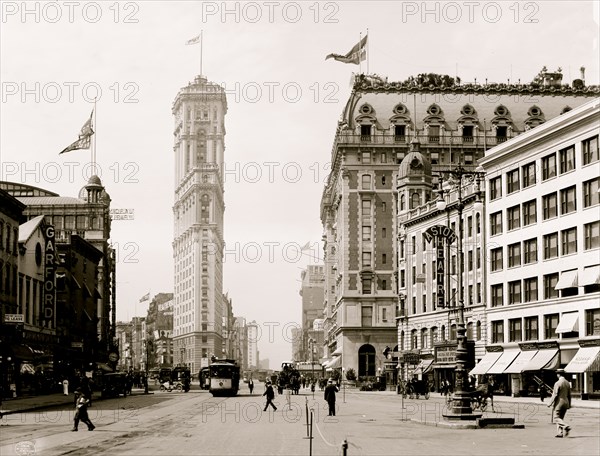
[324,379,339,416]
[72,388,95,432]
[548,369,571,438]
[263,381,277,412]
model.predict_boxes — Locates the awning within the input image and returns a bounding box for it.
[556,312,579,334]
[413,359,433,375]
[321,359,332,368]
[504,350,538,374]
[522,349,559,371]
[83,283,93,298]
[328,356,342,369]
[332,347,342,356]
[565,346,600,373]
[580,265,600,286]
[10,344,41,361]
[555,270,578,290]
[487,349,520,374]
[469,351,503,376]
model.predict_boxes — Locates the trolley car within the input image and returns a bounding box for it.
[209,359,240,397]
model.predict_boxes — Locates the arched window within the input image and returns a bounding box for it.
[410,192,421,209]
[441,325,446,341]
[358,344,376,377]
[361,174,372,190]
[400,331,405,351]
[450,324,457,340]
[400,194,406,211]
[430,327,438,346]
[411,329,418,349]
[476,321,482,341]
[421,328,428,349]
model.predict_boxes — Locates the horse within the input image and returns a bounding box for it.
[471,379,495,412]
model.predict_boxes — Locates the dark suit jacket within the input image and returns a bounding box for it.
[324,384,339,402]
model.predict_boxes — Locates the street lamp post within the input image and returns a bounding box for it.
[342,367,346,403]
[309,338,315,399]
[437,165,484,421]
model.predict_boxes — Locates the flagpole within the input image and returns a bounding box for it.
[359,32,362,75]
[200,30,203,76]
[93,98,98,176]
[366,28,369,75]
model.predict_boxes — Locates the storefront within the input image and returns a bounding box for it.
[432,341,475,392]
[565,339,600,400]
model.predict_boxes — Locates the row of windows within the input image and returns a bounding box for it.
[400,321,483,351]
[362,226,387,241]
[490,222,599,271]
[488,135,598,200]
[491,309,599,344]
[489,179,598,235]
[490,267,599,307]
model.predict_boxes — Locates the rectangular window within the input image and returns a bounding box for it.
[380,152,387,163]
[362,278,372,295]
[559,146,576,174]
[508,243,521,268]
[489,177,502,200]
[525,316,539,341]
[361,306,373,326]
[524,277,538,302]
[542,153,557,180]
[382,227,387,238]
[468,250,473,271]
[491,247,503,272]
[361,174,372,189]
[543,193,558,220]
[560,186,577,214]
[582,135,599,165]
[544,314,559,339]
[544,273,559,299]
[584,221,600,250]
[422,294,427,313]
[412,236,416,254]
[507,169,520,194]
[508,280,521,304]
[543,233,558,259]
[362,200,371,221]
[399,240,405,259]
[507,205,520,230]
[491,284,503,307]
[509,318,522,342]
[361,151,371,163]
[522,162,536,188]
[362,226,371,241]
[382,307,387,321]
[476,247,481,269]
[400,270,405,287]
[561,227,577,255]
[490,211,503,236]
[362,252,372,267]
[586,308,600,336]
[522,200,537,226]
[492,321,504,343]
[382,202,387,212]
[467,216,473,237]
[477,283,482,303]
[583,178,600,207]
[523,238,538,264]
[382,253,387,264]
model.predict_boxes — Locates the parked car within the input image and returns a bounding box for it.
[100,373,128,398]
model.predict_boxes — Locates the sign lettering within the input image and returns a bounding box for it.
[43,225,56,322]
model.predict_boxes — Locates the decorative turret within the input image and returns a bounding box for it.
[397,139,433,213]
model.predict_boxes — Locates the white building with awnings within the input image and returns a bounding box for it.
[479,99,600,399]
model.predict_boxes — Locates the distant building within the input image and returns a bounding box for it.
[299,265,325,362]
[247,320,259,369]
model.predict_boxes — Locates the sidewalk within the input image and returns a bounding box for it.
[0,387,148,417]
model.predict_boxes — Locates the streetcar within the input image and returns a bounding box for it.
[209,359,240,397]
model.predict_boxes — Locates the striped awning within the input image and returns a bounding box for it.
[522,349,559,371]
[555,270,578,290]
[469,351,503,376]
[556,312,579,334]
[413,359,434,375]
[565,346,600,373]
[487,349,520,374]
[504,350,538,374]
[580,265,600,286]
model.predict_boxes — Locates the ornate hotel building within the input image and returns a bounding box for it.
[478,99,599,398]
[320,70,599,381]
[172,75,228,372]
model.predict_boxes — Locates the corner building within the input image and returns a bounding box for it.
[478,99,600,399]
[321,73,599,382]
[172,75,227,372]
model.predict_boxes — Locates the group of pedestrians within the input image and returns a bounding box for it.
[260,378,339,416]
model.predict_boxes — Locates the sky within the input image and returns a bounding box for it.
[1,1,599,369]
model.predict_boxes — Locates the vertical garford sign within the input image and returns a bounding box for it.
[44,225,56,323]
[423,225,456,309]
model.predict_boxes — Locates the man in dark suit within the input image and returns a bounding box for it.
[263,381,277,411]
[548,369,572,438]
[324,379,339,416]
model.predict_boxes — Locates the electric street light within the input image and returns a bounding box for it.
[437,165,484,421]
[342,367,346,403]
[309,338,315,399]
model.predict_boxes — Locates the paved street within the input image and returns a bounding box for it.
[2,382,599,456]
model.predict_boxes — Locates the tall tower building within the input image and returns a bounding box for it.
[172,75,228,372]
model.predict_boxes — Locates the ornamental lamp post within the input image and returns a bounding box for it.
[436,165,484,421]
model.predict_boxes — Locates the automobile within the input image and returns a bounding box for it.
[100,372,128,398]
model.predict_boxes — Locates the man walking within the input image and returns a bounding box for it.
[263,381,277,411]
[548,369,571,438]
[324,379,339,416]
[72,388,95,432]
[248,378,254,395]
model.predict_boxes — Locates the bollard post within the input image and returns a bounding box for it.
[309,410,313,456]
[305,398,309,437]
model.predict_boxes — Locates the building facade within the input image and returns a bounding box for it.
[247,320,259,369]
[478,99,600,398]
[320,71,599,381]
[299,265,325,362]
[172,75,228,373]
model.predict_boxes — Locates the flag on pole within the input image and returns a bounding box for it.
[185,34,201,45]
[139,292,150,303]
[59,110,94,154]
[326,35,367,65]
